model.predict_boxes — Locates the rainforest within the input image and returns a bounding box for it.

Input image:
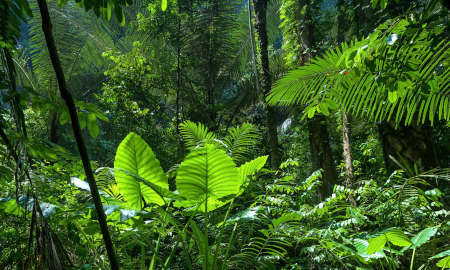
[0,0,449,269]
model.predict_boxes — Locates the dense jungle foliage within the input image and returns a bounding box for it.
[0,0,449,269]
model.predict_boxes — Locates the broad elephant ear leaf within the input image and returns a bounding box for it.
[410,227,437,248]
[0,198,26,216]
[175,144,239,212]
[114,132,168,209]
[238,155,268,187]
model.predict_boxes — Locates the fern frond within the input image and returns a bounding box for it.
[180,120,216,150]
[233,234,291,268]
[224,122,259,164]
[232,213,295,268]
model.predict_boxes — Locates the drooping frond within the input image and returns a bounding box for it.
[0,0,31,49]
[269,8,450,126]
[27,1,115,96]
[267,41,350,106]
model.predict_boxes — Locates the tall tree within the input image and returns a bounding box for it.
[341,113,354,186]
[307,116,338,199]
[336,0,355,187]
[279,0,338,198]
[346,0,440,175]
[252,0,282,169]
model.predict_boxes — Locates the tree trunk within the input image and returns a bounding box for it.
[342,112,354,186]
[206,0,218,129]
[378,121,439,175]
[176,16,184,162]
[247,0,260,92]
[36,0,119,268]
[298,0,337,199]
[307,115,338,200]
[253,0,282,169]
[48,111,59,143]
[336,0,355,189]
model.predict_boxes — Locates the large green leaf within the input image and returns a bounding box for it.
[114,132,168,209]
[175,144,239,212]
[238,156,268,186]
[411,227,437,248]
[235,155,268,198]
[385,228,411,247]
[437,256,450,268]
[161,0,167,11]
[0,198,25,216]
[116,169,185,201]
[354,239,369,255]
[366,235,387,255]
[431,250,450,260]
[87,113,99,138]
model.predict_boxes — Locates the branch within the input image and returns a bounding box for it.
[35,0,119,268]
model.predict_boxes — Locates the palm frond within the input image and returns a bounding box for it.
[269,12,449,126]
[0,0,32,49]
[267,41,348,106]
[27,1,115,96]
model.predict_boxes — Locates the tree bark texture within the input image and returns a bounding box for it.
[342,112,356,206]
[36,0,119,268]
[307,115,338,200]
[176,16,184,162]
[48,111,59,144]
[378,121,439,175]
[253,0,282,169]
[247,0,260,92]
[342,114,354,186]
[206,0,218,129]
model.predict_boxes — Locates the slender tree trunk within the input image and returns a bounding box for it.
[378,121,439,175]
[1,45,71,268]
[336,0,355,189]
[252,0,282,169]
[36,1,119,269]
[342,113,354,186]
[1,48,27,136]
[342,113,356,207]
[247,0,260,92]
[176,16,184,161]
[206,0,217,129]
